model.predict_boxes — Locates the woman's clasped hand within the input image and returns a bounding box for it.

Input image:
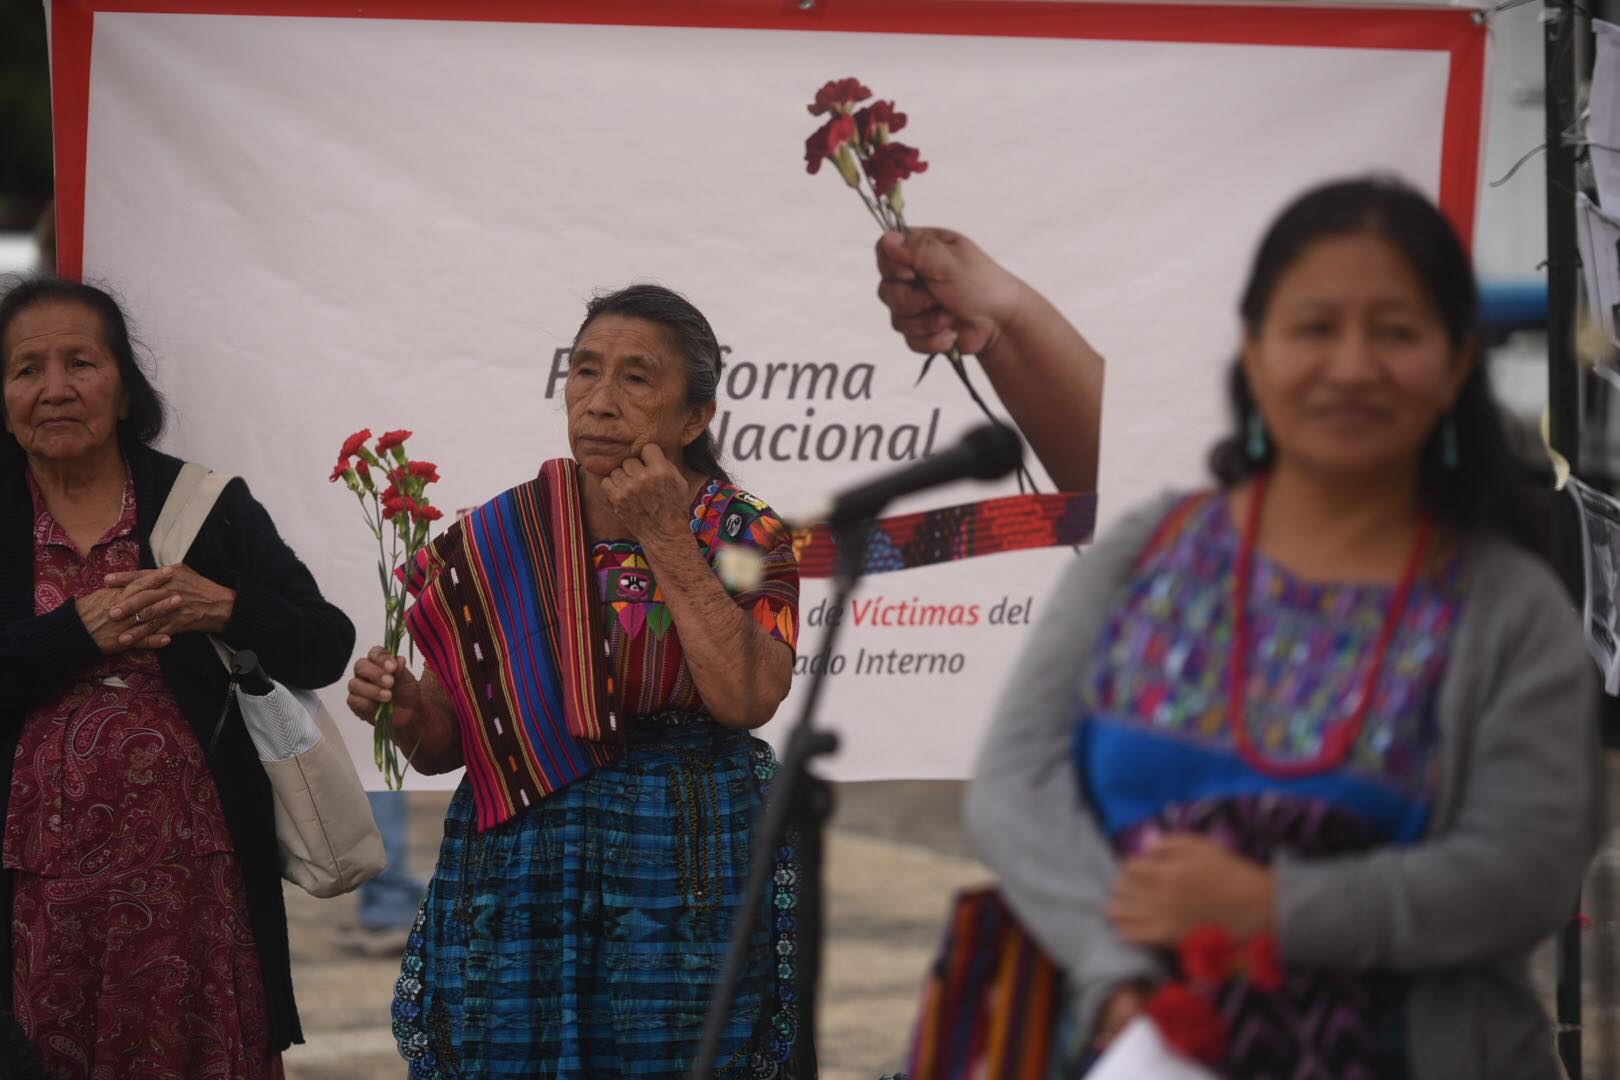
[1107,833,1278,947]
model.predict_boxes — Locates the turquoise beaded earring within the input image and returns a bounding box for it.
[1440,416,1460,470]
[1246,410,1268,461]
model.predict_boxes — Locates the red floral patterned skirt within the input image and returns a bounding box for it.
[7,664,282,1080]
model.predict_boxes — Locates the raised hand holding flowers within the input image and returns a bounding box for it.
[328,427,442,788]
[804,77,1040,492]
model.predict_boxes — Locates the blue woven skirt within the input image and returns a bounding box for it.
[391,717,800,1078]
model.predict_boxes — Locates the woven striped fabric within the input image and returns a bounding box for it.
[905,887,1059,1080]
[792,491,1096,579]
[404,459,622,832]
[390,724,799,1078]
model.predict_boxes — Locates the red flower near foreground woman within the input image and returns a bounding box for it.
[1178,924,1238,987]
[1144,983,1228,1065]
[1244,932,1284,992]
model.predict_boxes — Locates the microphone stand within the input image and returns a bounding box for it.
[689,520,871,1079]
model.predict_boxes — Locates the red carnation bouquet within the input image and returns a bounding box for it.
[1140,924,1284,1067]
[804,77,1036,492]
[804,77,928,235]
[329,428,443,789]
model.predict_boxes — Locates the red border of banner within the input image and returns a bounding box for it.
[47,0,1486,280]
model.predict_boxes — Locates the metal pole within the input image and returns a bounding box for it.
[1545,0,1585,1072]
[688,528,869,1079]
[1546,0,1581,472]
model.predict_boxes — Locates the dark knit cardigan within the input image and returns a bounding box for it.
[0,443,356,1055]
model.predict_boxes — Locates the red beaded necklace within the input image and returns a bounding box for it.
[1229,473,1434,778]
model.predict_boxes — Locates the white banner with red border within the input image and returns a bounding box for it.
[44,0,1487,787]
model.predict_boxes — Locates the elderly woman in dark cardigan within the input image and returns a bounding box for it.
[0,278,354,1078]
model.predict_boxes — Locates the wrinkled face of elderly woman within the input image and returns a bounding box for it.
[565,314,713,478]
[3,300,128,465]
[1242,231,1471,484]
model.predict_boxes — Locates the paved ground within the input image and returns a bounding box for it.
[281,777,1620,1079]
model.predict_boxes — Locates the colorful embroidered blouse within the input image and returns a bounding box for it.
[1071,494,1460,1078]
[596,478,799,719]
[1075,495,1459,846]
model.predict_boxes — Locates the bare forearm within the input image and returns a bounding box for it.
[978,284,1105,493]
[640,532,792,728]
[396,669,464,774]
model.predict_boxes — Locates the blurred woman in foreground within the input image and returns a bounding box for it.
[884,178,1602,1078]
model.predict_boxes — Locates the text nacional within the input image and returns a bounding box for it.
[547,348,943,465]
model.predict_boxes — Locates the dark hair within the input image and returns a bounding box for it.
[573,282,730,483]
[1208,176,1549,556]
[0,276,166,473]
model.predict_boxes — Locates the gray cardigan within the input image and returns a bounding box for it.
[965,493,1605,1079]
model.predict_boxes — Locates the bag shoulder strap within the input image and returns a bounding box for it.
[149,461,236,672]
[150,461,233,568]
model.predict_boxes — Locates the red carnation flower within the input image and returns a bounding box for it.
[854,100,906,144]
[339,428,372,460]
[1144,983,1228,1066]
[804,114,857,175]
[328,460,351,483]
[863,141,927,197]
[1244,933,1285,992]
[1179,925,1238,988]
[376,429,412,453]
[413,504,444,523]
[807,77,871,116]
[408,461,440,483]
[381,495,407,520]
[354,459,371,480]
[388,466,409,488]
[381,483,400,502]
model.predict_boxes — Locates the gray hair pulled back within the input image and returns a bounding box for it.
[573,283,729,484]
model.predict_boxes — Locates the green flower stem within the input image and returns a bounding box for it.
[855,188,890,232]
[371,491,410,789]
[374,521,430,789]
[343,445,440,791]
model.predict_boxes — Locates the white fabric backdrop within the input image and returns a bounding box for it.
[72,10,1457,786]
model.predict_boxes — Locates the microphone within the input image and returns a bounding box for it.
[231,649,275,697]
[804,422,1023,526]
